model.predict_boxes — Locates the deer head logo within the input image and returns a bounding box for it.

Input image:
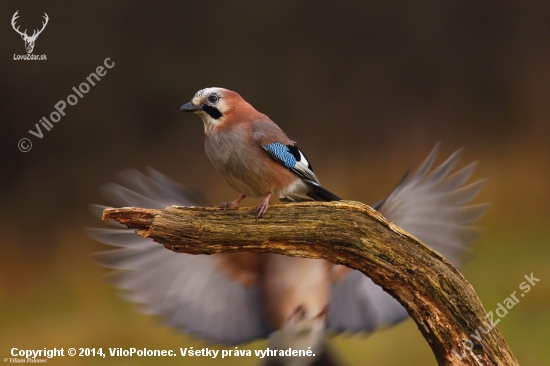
[12,11,49,54]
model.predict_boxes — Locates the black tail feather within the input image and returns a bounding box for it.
[305,182,341,201]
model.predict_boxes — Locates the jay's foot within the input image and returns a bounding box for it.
[220,195,246,211]
[255,193,272,218]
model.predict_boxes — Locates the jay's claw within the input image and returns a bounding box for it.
[219,194,246,211]
[255,202,268,218]
[255,193,272,218]
[219,201,238,210]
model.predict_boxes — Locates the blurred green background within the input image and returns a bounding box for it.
[1,1,549,365]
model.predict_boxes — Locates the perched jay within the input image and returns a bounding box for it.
[179,87,340,217]
[90,144,487,365]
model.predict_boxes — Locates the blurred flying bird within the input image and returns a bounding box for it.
[90,88,488,365]
[90,154,486,365]
[179,88,340,217]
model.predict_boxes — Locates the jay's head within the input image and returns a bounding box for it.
[180,87,262,131]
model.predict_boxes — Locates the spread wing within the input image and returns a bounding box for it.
[328,144,488,334]
[89,168,270,344]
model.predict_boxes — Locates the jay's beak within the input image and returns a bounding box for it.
[180,102,203,112]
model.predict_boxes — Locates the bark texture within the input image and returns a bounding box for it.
[103,201,519,366]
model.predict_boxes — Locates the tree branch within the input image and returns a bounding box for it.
[102,201,519,366]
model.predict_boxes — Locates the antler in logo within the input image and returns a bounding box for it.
[12,11,49,54]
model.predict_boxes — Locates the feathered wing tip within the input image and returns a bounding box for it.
[89,168,270,344]
[371,166,412,211]
[97,167,209,209]
[328,144,489,336]
[375,144,489,266]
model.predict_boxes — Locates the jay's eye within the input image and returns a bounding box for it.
[207,95,219,104]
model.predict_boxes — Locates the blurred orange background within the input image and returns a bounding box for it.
[1,1,549,365]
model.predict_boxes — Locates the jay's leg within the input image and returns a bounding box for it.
[255,192,272,218]
[220,195,246,210]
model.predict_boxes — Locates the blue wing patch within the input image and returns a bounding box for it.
[262,142,320,184]
[263,142,297,169]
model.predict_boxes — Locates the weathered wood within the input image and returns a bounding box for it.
[102,201,519,366]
